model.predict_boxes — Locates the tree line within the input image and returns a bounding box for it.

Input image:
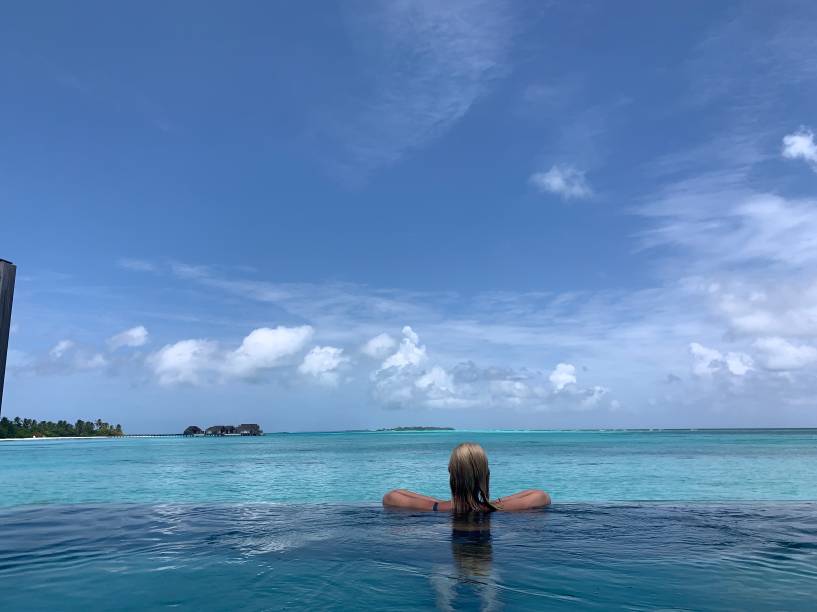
[0,417,124,438]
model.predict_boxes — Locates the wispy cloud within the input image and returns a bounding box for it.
[108,326,149,350]
[118,258,157,272]
[325,0,513,180]
[21,339,109,376]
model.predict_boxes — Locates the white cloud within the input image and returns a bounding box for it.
[150,339,218,386]
[21,339,107,375]
[415,366,455,394]
[299,346,348,386]
[689,342,723,377]
[332,0,512,179]
[361,333,397,358]
[549,363,577,391]
[642,189,817,269]
[530,165,592,200]
[223,326,314,379]
[724,352,753,376]
[782,127,817,170]
[489,379,533,404]
[148,326,315,385]
[415,366,473,408]
[753,336,817,371]
[108,326,149,350]
[581,385,610,407]
[380,326,427,370]
[690,342,752,377]
[50,340,75,359]
[77,353,108,370]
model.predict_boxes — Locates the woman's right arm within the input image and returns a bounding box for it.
[494,489,551,511]
[382,488,447,511]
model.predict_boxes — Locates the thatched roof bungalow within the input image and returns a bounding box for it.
[236,423,263,436]
[183,425,204,436]
[205,425,237,436]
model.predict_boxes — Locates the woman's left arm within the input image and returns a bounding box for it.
[382,488,445,511]
[493,489,551,511]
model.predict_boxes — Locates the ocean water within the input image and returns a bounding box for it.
[2,430,817,505]
[2,430,817,610]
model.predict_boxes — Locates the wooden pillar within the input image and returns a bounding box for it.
[0,259,16,417]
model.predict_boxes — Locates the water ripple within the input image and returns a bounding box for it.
[1,503,816,610]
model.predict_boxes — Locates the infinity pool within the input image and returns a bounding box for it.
[1,502,815,610]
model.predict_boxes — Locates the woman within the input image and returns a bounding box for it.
[382,442,551,512]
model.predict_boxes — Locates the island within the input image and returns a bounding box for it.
[0,417,124,438]
[376,426,454,432]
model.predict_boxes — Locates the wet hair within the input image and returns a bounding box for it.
[448,442,497,513]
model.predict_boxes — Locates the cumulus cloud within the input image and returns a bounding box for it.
[150,339,219,385]
[581,385,610,407]
[223,326,313,379]
[361,333,397,358]
[299,346,348,386]
[724,352,754,376]
[413,366,468,407]
[689,342,752,377]
[149,326,314,385]
[782,127,817,170]
[530,165,592,200]
[549,363,577,391]
[753,336,817,371]
[370,328,615,411]
[380,326,427,370]
[108,326,149,350]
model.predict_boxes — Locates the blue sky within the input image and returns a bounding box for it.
[3,1,817,431]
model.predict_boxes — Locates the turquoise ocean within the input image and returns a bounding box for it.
[2,430,816,609]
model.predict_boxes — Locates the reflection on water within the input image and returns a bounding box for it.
[433,513,500,611]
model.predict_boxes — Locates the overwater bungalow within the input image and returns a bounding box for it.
[237,423,263,436]
[183,425,204,436]
[205,425,236,436]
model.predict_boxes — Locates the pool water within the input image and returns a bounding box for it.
[1,503,815,610]
[2,430,816,610]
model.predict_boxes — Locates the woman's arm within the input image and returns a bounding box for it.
[382,488,448,511]
[494,489,551,511]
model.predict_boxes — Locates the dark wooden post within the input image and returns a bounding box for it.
[0,259,16,417]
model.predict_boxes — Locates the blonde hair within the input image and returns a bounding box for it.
[448,443,497,513]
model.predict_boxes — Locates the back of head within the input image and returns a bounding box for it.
[448,442,496,513]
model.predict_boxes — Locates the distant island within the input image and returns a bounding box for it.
[376,426,454,432]
[183,424,263,436]
[0,417,123,439]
